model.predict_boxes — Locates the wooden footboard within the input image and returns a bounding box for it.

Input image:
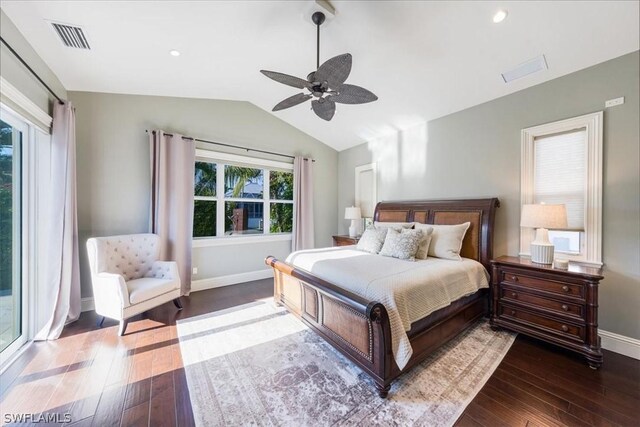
[266,256,395,397]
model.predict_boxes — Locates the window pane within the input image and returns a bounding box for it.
[193,200,216,237]
[224,166,263,199]
[0,119,21,353]
[270,203,293,233]
[269,171,293,200]
[194,161,216,197]
[549,230,581,254]
[225,202,263,235]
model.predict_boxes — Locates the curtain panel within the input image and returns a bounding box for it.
[35,102,81,340]
[149,131,195,295]
[292,156,314,251]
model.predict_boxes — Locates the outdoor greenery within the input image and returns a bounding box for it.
[269,171,293,233]
[0,121,14,294]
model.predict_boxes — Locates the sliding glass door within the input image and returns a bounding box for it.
[0,112,25,362]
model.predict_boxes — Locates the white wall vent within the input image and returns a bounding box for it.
[501,55,547,83]
[49,21,91,49]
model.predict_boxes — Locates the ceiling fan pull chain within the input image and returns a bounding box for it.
[317,21,320,70]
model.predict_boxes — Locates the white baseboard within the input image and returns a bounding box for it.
[599,329,640,360]
[81,297,95,313]
[191,269,273,292]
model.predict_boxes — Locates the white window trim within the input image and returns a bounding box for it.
[193,148,294,246]
[0,77,52,133]
[520,111,603,267]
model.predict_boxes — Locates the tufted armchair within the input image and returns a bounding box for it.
[86,233,182,335]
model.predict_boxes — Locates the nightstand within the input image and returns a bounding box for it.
[490,256,604,369]
[332,235,359,246]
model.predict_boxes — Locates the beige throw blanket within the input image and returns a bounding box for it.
[286,246,489,370]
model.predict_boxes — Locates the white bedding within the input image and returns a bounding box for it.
[286,246,489,370]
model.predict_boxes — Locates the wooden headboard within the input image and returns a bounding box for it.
[374,198,500,270]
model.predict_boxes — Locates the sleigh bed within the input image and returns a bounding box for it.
[265,198,500,397]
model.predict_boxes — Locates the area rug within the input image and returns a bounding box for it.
[176,299,515,427]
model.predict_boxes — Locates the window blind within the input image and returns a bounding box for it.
[533,129,586,230]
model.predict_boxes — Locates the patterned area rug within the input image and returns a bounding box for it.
[177,299,515,427]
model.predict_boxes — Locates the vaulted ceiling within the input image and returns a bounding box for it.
[2,1,638,151]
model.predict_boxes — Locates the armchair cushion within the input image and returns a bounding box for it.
[127,277,180,305]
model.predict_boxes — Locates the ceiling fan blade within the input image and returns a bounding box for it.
[311,99,336,121]
[331,84,378,104]
[260,70,310,89]
[314,54,352,89]
[272,93,312,111]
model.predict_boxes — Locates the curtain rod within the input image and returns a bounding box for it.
[146,130,315,162]
[0,36,65,104]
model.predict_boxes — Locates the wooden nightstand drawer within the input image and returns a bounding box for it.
[500,270,584,300]
[498,303,585,343]
[500,285,584,320]
[332,235,359,247]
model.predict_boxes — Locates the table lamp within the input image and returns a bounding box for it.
[345,206,362,238]
[521,203,568,264]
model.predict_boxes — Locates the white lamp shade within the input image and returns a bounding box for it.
[345,206,362,220]
[521,204,568,229]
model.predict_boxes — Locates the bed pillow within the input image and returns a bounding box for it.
[427,222,471,260]
[374,221,415,231]
[356,227,388,254]
[379,228,422,261]
[414,224,434,260]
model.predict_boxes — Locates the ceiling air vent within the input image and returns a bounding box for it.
[501,55,547,83]
[50,22,91,49]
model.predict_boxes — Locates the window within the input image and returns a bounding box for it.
[520,112,603,266]
[193,149,294,242]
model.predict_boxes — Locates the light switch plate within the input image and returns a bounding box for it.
[605,97,625,108]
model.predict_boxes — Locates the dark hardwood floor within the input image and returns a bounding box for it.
[1,279,638,426]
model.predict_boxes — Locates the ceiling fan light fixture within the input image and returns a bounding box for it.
[260,11,377,121]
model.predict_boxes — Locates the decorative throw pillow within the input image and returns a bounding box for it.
[379,228,422,261]
[374,221,415,231]
[414,224,434,260]
[427,222,471,260]
[356,227,388,254]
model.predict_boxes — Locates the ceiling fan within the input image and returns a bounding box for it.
[260,11,378,121]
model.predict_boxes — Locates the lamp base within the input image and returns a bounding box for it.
[530,243,554,264]
[349,220,358,238]
[530,228,554,264]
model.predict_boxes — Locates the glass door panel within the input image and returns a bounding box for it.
[0,119,21,354]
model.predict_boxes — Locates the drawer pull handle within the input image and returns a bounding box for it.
[511,276,519,282]
[510,310,516,316]
[561,325,569,332]
[562,285,570,292]
[562,304,569,311]
[511,292,517,298]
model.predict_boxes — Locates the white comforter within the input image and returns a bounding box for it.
[286,246,489,370]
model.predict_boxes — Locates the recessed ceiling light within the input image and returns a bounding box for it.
[493,9,508,23]
[169,50,180,57]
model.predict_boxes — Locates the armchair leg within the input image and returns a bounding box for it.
[173,298,183,310]
[118,319,129,336]
[96,316,105,328]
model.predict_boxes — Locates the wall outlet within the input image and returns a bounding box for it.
[192,267,198,275]
[605,97,625,108]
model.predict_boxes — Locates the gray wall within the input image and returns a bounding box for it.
[0,9,67,114]
[338,51,640,340]
[70,91,338,298]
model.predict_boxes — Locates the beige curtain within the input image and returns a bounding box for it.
[292,156,314,251]
[36,102,81,340]
[149,131,195,295]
